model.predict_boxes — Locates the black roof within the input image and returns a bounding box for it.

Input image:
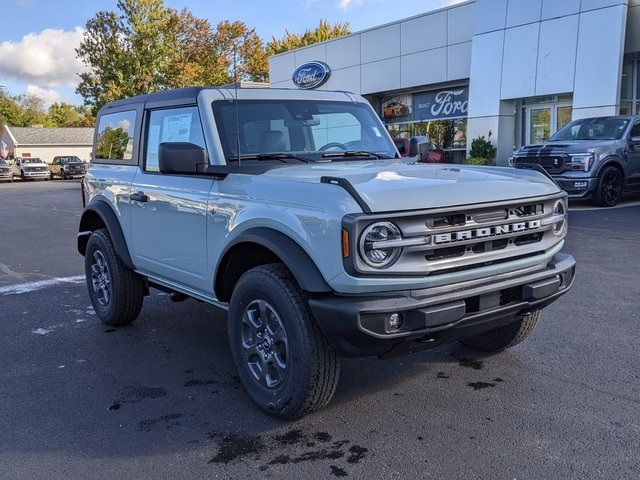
[100,87,211,111]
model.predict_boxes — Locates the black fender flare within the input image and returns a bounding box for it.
[594,156,626,180]
[78,200,135,269]
[215,227,332,296]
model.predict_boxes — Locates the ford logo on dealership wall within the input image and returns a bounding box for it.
[292,62,331,89]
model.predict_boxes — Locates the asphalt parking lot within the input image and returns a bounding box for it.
[1,180,639,479]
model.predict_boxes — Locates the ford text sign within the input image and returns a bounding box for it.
[412,87,469,121]
[292,62,331,89]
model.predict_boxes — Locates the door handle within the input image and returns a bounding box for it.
[130,191,149,203]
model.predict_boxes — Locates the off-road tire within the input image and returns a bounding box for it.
[228,263,340,420]
[84,228,145,326]
[20,171,26,182]
[461,311,540,352]
[593,165,624,207]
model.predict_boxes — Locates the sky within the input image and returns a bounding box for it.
[0,0,463,106]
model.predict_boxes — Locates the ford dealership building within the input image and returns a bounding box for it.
[268,0,640,164]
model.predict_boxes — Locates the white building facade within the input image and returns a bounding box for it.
[269,0,640,165]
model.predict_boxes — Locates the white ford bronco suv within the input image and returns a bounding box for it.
[78,87,576,419]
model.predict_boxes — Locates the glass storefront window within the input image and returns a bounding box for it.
[621,60,634,100]
[530,108,551,144]
[620,101,633,115]
[386,118,467,163]
[557,106,573,131]
[637,60,640,100]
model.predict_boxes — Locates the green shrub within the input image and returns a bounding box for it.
[469,133,496,160]
[466,157,489,166]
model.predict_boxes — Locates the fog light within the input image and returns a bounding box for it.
[574,181,588,188]
[385,312,403,333]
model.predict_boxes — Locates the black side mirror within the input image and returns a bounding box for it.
[158,142,207,174]
[409,136,433,162]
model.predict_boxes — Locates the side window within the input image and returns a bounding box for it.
[630,122,640,139]
[94,110,137,162]
[145,106,205,172]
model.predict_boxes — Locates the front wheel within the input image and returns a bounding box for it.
[461,311,540,352]
[228,264,340,419]
[84,229,145,326]
[593,166,623,207]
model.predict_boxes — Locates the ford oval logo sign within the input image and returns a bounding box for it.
[292,62,331,89]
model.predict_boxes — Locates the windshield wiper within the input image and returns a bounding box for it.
[230,153,311,163]
[321,150,392,160]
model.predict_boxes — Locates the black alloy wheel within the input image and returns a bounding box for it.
[593,166,624,207]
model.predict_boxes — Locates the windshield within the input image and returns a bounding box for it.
[550,117,630,141]
[61,156,82,164]
[21,158,44,164]
[212,100,397,162]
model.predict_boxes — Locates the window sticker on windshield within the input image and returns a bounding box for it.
[162,114,193,143]
[372,127,382,137]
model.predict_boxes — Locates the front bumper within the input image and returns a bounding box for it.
[63,169,86,178]
[0,172,12,181]
[23,171,50,179]
[308,253,576,358]
[553,177,597,199]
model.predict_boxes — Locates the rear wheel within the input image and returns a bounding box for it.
[84,228,145,326]
[461,311,540,352]
[593,165,623,207]
[228,263,340,419]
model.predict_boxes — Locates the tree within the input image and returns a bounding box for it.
[0,92,24,128]
[96,127,130,159]
[167,15,268,87]
[77,0,180,112]
[46,103,96,127]
[77,1,269,112]
[266,19,350,56]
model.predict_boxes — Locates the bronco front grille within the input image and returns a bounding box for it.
[347,194,566,276]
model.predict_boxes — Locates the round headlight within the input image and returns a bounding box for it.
[552,199,567,236]
[359,222,403,268]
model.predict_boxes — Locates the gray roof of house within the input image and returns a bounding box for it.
[8,127,94,145]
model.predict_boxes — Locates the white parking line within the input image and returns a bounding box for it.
[0,275,85,296]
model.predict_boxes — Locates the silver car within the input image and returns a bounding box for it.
[11,157,50,181]
[0,159,13,182]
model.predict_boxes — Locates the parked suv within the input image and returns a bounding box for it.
[50,156,87,180]
[12,157,50,181]
[78,87,575,419]
[511,116,640,206]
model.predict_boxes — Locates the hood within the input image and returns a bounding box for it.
[517,139,619,155]
[263,160,560,213]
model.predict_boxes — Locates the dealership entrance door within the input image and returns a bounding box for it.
[519,95,573,146]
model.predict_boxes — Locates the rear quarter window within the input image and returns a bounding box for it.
[94,110,137,163]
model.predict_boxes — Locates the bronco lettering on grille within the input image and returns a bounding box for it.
[433,220,542,245]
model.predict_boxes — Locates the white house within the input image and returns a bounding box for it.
[1,125,93,164]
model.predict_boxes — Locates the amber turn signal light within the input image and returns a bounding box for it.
[342,229,350,258]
